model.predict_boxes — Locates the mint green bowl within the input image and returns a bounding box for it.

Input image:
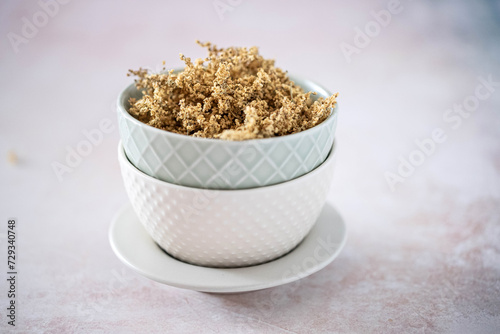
[117,74,338,190]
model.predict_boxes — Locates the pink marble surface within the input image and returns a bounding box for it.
[1,0,499,333]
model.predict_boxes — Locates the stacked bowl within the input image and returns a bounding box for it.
[117,75,338,268]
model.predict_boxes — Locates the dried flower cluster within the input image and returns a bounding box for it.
[127,41,338,140]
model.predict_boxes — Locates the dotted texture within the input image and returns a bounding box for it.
[119,145,336,268]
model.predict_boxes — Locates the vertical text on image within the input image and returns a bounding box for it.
[6,218,18,327]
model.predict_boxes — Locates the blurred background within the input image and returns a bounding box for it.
[1,0,499,333]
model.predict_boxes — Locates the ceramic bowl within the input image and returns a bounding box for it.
[117,73,338,190]
[118,140,337,268]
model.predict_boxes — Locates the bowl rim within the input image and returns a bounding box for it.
[118,139,336,193]
[117,71,338,145]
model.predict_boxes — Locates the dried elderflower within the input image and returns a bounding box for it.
[127,41,338,140]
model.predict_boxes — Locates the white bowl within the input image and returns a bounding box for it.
[118,141,337,268]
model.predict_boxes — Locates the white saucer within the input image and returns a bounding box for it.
[109,202,347,293]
